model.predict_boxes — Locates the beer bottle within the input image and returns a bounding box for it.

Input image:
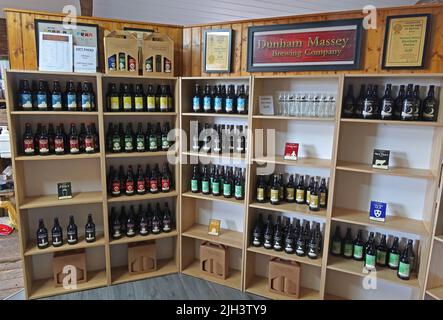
[67,215,78,245]
[295,175,305,205]
[161,165,171,193]
[162,203,172,233]
[380,84,394,120]
[394,85,405,120]
[365,232,375,253]
[111,124,121,153]
[214,85,223,113]
[18,80,33,110]
[398,239,413,280]
[353,230,365,261]
[388,237,401,270]
[51,81,63,111]
[192,83,202,112]
[148,124,158,152]
[146,84,156,112]
[126,206,136,237]
[252,213,264,247]
[343,227,353,259]
[36,80,49,111]
[151,203,162,234]
[376,234,388,267]
[167,85,174,112]
[85,214,96,243]
[155,85,161,111]
[125,165,135,196]
[110,209,122,239]
[254,175,265,202]
[309,180,320,211]
[372,85,380,118]
[237,85,247,114]
[36,219,49,249]
[277,173,284,203]
[118,206,127,235]
[203,84,212,113]
[413,85,422,120]
[273,216,284,251]
[106,123,114,152]
[81,82,92,112]
[118,165,126,195]
[201,166,210,195]
[139,207,149,236]
[362,84,375,119]
[306,177,314,205]
[330,226,343,256]
[134,84,145,112]
[315,223,323,254]
[110,168,121,197]
[401,84,414,121]
[68,123,80,154]
[33,123,41,154]
[365,238,377,271]
[342,84,355,118]
[160,85,169,112]
[122,84,133,112]
[226,85,236,114]
[51,217,63,247]
[38,125,49,156]
[263,215,274,249]
[107,83,119,112]
[210,166,220,196]
[124,123,134,153]
[295,225,306,257]
[48,124,55,154]
[307,230,319,260]
[149,164,159,194]
[162,122,171,151]
[78,123,87,153]
[270,175,280,205]
[23,123,35,156]
[319,178,328,208]
[223,168,232,198]
[84,125,94,154]
[135,123,145,152]
[285,174,295,203]
[191,165,200,193]
[284,219,296,254]
[136,165,146,195]
[234,169,244,200]
[355,84,365,119]
[422,85,439,121]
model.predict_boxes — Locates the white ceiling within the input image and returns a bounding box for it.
[0,0,418,25]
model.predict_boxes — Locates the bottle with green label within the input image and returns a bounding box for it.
[398,239,413,280]
[365,232,375,256]
[388,236,400,270]
[134,84,145,112]
[135,123,145,152]
[190,165,200,193]
[112,124,122,153]
[330,226,343,256]
[343,227,353,259]
[149,124,158,152]
[211,167,221,196]
[376,234,388,267]
[201,166,210,195]
[124,123,134,153]
[365,238,377,271]
[162,122,171,151]
[223,168,232,198]
[353,230,365,261]
[234,168,244,200]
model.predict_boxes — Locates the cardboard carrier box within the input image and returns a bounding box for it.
[142,33,174,76]
[104,31,139,75]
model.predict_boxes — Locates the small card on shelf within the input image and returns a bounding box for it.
[208,219,221,236]
[259,96,274,115]
[372,149,390,170]
[369,201,387,222]
[284,143,299,161]
[57,182,72,200]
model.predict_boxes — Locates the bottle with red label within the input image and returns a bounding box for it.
[111,168,121,197]
[79,123,87,153]
[161,165,171,192]
[60,123,69,153]
[85,124,95,154]
[23,123,35,156]
[38,125,50,156]
[149,164,159,194]
[125,165,135,196]
[136,165,146,195]
[54,125,65,155]
[144,164,151,190]
[69,123,80,154]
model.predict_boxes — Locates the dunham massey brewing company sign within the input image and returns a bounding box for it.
[247,19,363,72]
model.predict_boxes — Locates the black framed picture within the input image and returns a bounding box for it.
[247,19,363,72]
[382,14,431,69]
[35,19,100,70]
[203,29,233,73]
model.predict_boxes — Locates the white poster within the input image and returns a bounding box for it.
[74,46,97,73]
[39,32,73,72]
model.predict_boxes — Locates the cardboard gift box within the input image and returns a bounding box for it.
[128,241,157,275]
[268,258,301,298]
[200,241,228,280]
[104,30,139,75]
[53,249,87,287]
[142,32,174,76]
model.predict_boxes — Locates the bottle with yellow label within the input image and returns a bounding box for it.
[306,177,314,205]
[309,180,320,211]
[107,83,120,112]
[295,175,305,204]
[160,85,169,112]
[256,175,266,203]
[146,84,156,112]
[270,175,280,205]
[134,84,145,112]
[122,84,133,112]
[319,178,328,208]
[286,174,295,203]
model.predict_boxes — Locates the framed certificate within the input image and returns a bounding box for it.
[203,29,232,73]
[382,14,431,69]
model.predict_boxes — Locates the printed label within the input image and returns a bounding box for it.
[365,254,376,269]
[193,97,201,111]
[212,182,220,194]
[150,180,158,192]
[235,185,243,198]
[223,183,231,196]
[137,180,145,193]
[214,97,222,111]
[123,97,132,110]
[296,189,305,202]
[286,188,295,201]
[147,97,156,111]
[85,137,94,152]
[52,94,62,110]
[37,94,48,110]
[136,138,145,151]
[67,94,77,110]
[389,253,400,268]
[81,94,91,111]
[202,181,210,193]
[203,97,211,111]
[160,97,168,111]
[257,188,265,201]
[135,97,144,110]
[398,262,410,278]
[20,94,32,110]
[353,245,363,259]
[24,138,34,154]
[237,98,246,112]
[225,98,233,112]
[162,179,170,191]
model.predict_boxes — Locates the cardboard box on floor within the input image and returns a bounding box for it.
[142,33,174,77]
[104,31,139,75]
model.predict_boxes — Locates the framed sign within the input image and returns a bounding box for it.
[35,19,99,70]
[208,219,221,236]
[203,29,233,73]
[57,182,72,200]
[247,19,363,72]
[39,32,73,72]
[382,14,431,69]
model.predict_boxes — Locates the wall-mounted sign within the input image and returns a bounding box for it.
[382,14,431,69]
[38,32,73,72]
[203,29,233,73]
[247,19,363,72]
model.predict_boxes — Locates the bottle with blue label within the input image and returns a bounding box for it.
[36,80,49,111]
[81,82,92,111]
[192,83,202,112]
[17,80,33,111]
[203,84,213,113]
[51,81,63,111]
[225,85,236,114]
[237,84,248,114]
[214,85,223,113]
[65,81,77,111]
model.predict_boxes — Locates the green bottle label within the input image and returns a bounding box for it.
[235,185,243,198]
[365,254,376,269]
[125,138,133,150]
[149,137,157,150]
[191,179,198,192]
[376,250,387,265]
[344,243,353,257]
[162,137,169,150]
[223,183,231,196]
[353,245,363,259]
[202,181,209,193]
[112,138,121,151]
[388,253,400,268]
[136,138,145,151]
[332,241,341,255]
[398,262,410,278]
[212,182,220,194]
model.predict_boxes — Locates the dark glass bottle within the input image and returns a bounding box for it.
[68,123,80,154]
[330,226,342,256]
[122,84,133,112]
[273,216,284,251]
[398,239,413,280]
[252,213,264,247]
[319,178,328,209]
[364,238,377,271]
[23,123,35,156]
[237,85,248,114]
[256,175,266,203]
[263,215,274,249]
[401,84,415,121]
[295,225,306,257]
[139,207,149,236]
[203,84,212,113]
[111,124,121,153]
[66,215,78,245]
[78,123,87,154]
[36,219,49,249]
[160,165,171,193]
[214,85,223,113]
[84,125,95,154]
[149,164,159,193]
[343,227,353,259]
[134,84,145,112]
[362,84,375,119]
[135,122,145,152]
[18,80,33,110]
[146,84,156,112]
[307,229,319,260]
[234,169,244,201]
[125,165,135,196]
[223,168,232,198]
[191,165,200,193]
[64,81,77,111]
[372,85,380,118]
[81,82,92,112]
[162,122,171,151]
[51,217,63,247]
[192,83,202,112]
[225,85,236,114]
[355,84,365,119]
[305,177,314,206]
[342,84,355,118]
[295,175,305,205]
[309,180,320,212]
[285,174,295,203]
[269,175,279,205]
[126,206,136,237]
[388,237,401,270]
[413,85,422,121]
[212,167,221,196]
[148,123,158,152]
[111,209,122,239]
[136,165,146,195]
[124,123,134,153]
[36,80,49,111]
[353,230,365,261]
[85,214,96,243]
[38,125,49,156]
[422,85,439,121]
[159,85,169,112]
[107,83,120,112]
[201,165,210,195]
[394,85,406,120]
[376,234,388,267]
[380,84,394,120]
[151,203,162,235]
[162,203,172,233]
[51,81,63,111]
[284,219,296,254]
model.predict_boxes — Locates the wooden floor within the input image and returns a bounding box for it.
[0,232,24,300]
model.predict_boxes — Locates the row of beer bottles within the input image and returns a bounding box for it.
[192,123,247,155]
[192,83,249,114]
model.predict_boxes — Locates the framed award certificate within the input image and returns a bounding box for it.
[382,14,431,69]
[203,29,233,73]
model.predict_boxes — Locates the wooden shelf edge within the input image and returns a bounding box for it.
[20,192,103,210]
[105,151,175,158]
[182,224,243,249]
[182,260,242,290]
[107,191,178,203]
[340,118,443,127]
[249,202,327,219]
[253,115,335,121]
[15,154,101,161]
[247,246,322,267]
[183,151,246,161]
[253,156,331,168]
[181,112,249,118]
[109,230,178,246]
[182,191,245,206]
[426,286,443,300]
[25,235,105,256]
[246,276,321,300]
[103,112,177,116]
[111,259,178,285]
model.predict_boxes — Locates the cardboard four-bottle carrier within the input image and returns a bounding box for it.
[104,30,174,76]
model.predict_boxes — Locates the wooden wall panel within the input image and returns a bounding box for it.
[0,19,8,56]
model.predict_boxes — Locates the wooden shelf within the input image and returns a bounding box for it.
[426,286,443,300]
[332,207,428,236]
[105,151,175,159]
[182,260,242,290]
[103,112,177,116]
[340,118,443,127]
[435,235,443,243]
[29,269,107,300]
[253,115,335,121]
[182,191,245,205]
[24,234,105,256]
[183,151,246,161]
[336,161,435,180]
[247,246,322,267]
[111,259,178,285]
[253,156,331,168]
[249,201,327,218]
[246,276,321,300]
[102,74,177,80]
[15,153,101,161]
[7,69,99,77]
[182,112,249,119]
[182,224,243,249]
[20,191,103,210]
[327,255,420,288]
[110,230,178,246]
[11,111,99,116]
[107,190,178,203]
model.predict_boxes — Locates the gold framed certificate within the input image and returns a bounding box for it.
[208,219,221,236]
[382,14,431,69]
[203,29,232,73]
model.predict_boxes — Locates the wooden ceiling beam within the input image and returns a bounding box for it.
[80,0,93,17]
